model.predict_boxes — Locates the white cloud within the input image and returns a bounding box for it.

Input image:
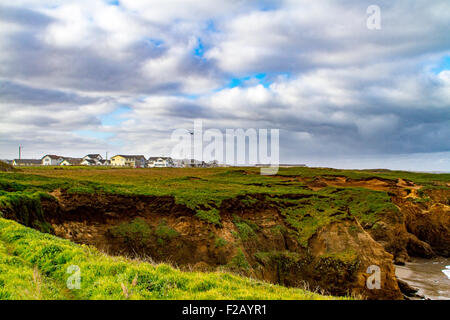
[0,0,449,170]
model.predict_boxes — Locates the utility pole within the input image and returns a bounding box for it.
[19,146,22,160]
[188,131,194,167]
[106,152,108,160]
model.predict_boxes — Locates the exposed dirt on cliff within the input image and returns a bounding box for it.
[11,174,443,300]
[35,190,406,299]
[297,175,411,192]
[309,220,402,299]
[287,175,448,262]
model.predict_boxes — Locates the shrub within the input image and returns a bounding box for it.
[195,208,221,226]
[233,217,258,241]
[228,248,250,271]
[109,218,152,246]
[215,237,227,248]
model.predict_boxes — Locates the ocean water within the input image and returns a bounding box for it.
[395,257,450,300]
[443,266,450,280]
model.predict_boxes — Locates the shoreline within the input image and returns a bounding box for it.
[395,257,450,300]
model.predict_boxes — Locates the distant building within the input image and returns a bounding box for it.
[81,159,97,166]
[171,159,211,168]
[98,159,111,166]
[148,157,174,168]
[207,160,219,167]
[184,159,205,167]
[13,159,42,166]
[60,158,83,166]
[83,154,103,162]
[41,155,64,166]
[171,159,184,168]
[110,155,146,168]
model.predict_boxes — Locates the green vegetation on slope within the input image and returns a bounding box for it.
[0,166,446,247]
[0,241,70,299]
[0,191,53,233]
[0,218,341,300]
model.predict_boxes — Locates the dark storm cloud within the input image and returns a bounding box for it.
[166,103,212,119]
[0,80,97,106]
[0,5,55,27]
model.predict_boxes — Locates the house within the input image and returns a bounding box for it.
[12,159,42,166]
[110,155,146,168]
[172,159,184,168]
[60,158,83,166]
[180,159,204,168]
[42,155,64,166]
[81,159,97,166]
[83,154,103,162]
[207,160,219,167]
[148,157,174,168]
[98,159,111,166]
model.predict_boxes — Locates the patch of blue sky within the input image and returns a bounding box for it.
[100,105,131,126]
[144,37,164,47]
[205,20,217,32]
[432,55,450,74]
[193,38,205,58]
[226,72,291,89]
[259,2,281,11]
[107,0,120,6]
[105,137,125,148]
[176,93,201,100]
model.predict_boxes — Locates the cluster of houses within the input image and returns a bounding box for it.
[8,154,219,168]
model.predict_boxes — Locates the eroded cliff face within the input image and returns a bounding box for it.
[299,176,449,262]
[3,176,447,300]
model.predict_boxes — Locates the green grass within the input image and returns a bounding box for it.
[215,237,227,248]
[275,166,450,184]
[227,248,250,271]
[270,187,399,247]
[0,191,53,233]
[109,218,179,247]
[109,218,153,246]
[1,167,448,214]
[155,219,179,240]
[0,166,447,300]
[196,208,221,226]
[0,218,341,300]
[0,166,445,249]
[0,241,70,299]
[233,216,259,241]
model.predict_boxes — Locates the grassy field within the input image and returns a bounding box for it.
[0,218,340,300]
[0,166,448,236]
[1,166,448,210]
[0,166,448,300]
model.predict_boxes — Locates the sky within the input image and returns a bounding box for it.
[0,0,449,171]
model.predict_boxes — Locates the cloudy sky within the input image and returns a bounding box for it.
[1,0,449,171]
